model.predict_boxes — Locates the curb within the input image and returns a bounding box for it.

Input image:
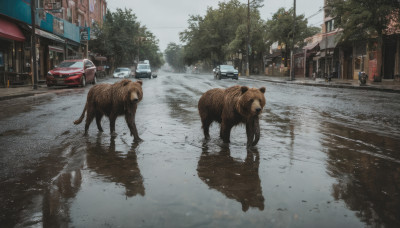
[247,77,400,94]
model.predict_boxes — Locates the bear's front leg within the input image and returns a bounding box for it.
[246,118,255,147]
[125,108,142,141]
[220,120,232,143]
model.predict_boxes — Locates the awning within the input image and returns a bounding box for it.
[303,42,319,50]
[320,34,338,50]
[0,18,25,41]
[49,45,64,53]
[94,56,107,61]
[29,26,65,43]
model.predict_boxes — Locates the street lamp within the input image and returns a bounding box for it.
[30,0,38,89]
[136,36,146,63]
[290,0,296,81]
[246,0,250,76]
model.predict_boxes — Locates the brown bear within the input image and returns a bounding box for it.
[74,79,143,140]
[198,85,266,146]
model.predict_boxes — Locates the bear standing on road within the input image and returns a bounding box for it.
[198,85,266,146]
[74,79,143,141]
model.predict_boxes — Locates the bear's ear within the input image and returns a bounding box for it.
[259,87,266,94]
[122,80,130,86]
[241,86,249,94]
[136,80,143,86]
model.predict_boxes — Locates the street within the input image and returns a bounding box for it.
[1,73,400,227]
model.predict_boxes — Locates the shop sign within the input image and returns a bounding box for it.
[53,17,64,36]
[80,27,90,41]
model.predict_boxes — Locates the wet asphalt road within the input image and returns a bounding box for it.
[1,72,400,227]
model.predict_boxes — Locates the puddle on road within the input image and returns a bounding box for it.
[2,75,400,227]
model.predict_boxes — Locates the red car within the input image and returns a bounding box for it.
[46,59,97,87]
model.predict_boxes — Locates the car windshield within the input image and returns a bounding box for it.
[138,64,150,70]
[115,68,130,72]
[58,61,84,68]
[220,65,235,70]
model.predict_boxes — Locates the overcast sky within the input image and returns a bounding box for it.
[106,0,324,52]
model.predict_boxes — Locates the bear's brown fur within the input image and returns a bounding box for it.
[198,85,266,146]
[74,79,143,140]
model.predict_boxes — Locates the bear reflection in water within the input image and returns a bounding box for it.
[197,145,264,211]
[86,135,145,197]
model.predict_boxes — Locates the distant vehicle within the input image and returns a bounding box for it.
[113,67,132,78]
[214,65,238,80]
[135,63,152,79]
[192,66,200,74]
[46,59,97,87]
[91,56,107,78]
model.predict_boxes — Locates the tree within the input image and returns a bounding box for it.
[89,8,164,70]
[327,0,400,77]
[164,43,186,72]
[265,7,320,66]
[179,0,266,72]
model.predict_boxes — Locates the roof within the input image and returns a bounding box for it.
[319,34,338,50]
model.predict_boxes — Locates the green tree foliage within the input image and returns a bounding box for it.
[89,8,164,69]
[179,0,265,67]
[164,43,185,72]
[265,8,320,64]
[327,0,400,42]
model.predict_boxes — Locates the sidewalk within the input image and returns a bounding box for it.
[246,75,400,93]
[0,84,49,101]
[1,75,400,101]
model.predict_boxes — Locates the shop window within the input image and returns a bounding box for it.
[355,55,366,71]
[325,20,334,33]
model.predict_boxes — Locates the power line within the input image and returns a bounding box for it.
[306,7,323,20]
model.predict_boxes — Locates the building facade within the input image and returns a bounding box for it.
[298,0,400,82]
[0,0,106,87]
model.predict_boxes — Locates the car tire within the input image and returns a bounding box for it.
[81,75,86,87]
[93,74,97,84]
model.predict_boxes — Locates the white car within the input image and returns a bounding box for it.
[113,68,132,78]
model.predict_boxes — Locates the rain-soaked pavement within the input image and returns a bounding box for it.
[1,73,400,227]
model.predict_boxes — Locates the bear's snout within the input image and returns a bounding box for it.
[130,92,139,103]
[251,99,262,115]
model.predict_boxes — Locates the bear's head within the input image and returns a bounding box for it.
[122,79,143,104]
[237,86,266,118]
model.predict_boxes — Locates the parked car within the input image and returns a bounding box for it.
[135,63,152,79]
[46,59,97,87]
[214,65,238,80]
[113,67,132,78]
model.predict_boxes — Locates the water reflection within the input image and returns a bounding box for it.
[86,135,145,197]
[43,169,82,227]
[197,144,264,211]
[322,121,400,227]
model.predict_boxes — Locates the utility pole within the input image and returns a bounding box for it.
[31,0,38,89]
[246,0,250,76]
[290,0,296,81]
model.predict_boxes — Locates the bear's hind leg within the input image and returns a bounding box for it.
[201,117,212,140]
[96,112,104,132]
[84,111,95,135]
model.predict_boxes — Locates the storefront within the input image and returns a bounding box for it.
[0,16,29,86]
[33,27,66,80]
